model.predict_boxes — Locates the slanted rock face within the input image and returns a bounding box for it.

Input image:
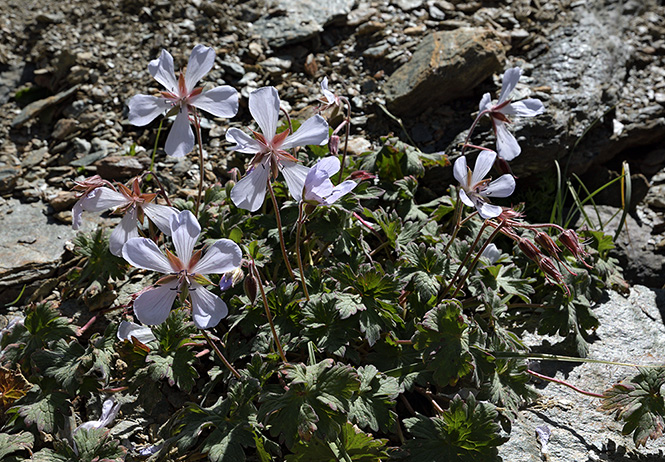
[384,28,506,116]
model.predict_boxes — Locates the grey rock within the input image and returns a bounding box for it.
[395,0,423,11]
[577,205,665,288]
[11,85,81,128]
[363,43,391,59]
[21,147,48,168]
[0,166,22,193]
[0,64,23,105]
[384,28,506,116]
[0,199,78,303]
[253,0,355,47]
[500,286,665,461]
[220,60,245,78]
[52,118,79,140]
[95,155,150,180]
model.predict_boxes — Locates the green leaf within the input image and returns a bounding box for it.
[72,427,127,462]
[152,308,198,354]
[259,359,360,448]
[72,228,126,284]
[0,431,34,459]
[469,264,535,303]
[412,302,473,387]
[286,423,391,461]
[348,365,400,432]
[537,292,598,357]
[600,367,665,447]
[32,339,91,395]
[302,294,353,357]
[403,395,506,461]
[170,379,261,462]
[17,389,71,433]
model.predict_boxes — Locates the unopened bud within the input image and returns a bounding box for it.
[349,170,376,182]
[559,229,592,268]
[329,135,340,156]
[244,273,258,304]
[534,231,561,256]
[518,238,541,262]
[495,156,516,178]
[537,256,565,285]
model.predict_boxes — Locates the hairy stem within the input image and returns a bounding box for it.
[266,178,295,280]
[193,111,205,217]
[337,96,352,184]
[252,261,288,364]
[527,369,604,398]
[201,329,241,380]
[296,202,310,300]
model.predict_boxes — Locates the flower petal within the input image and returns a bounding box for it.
[502,99,544,117]
[280,161,310,202]
[281,115,329,150]
[80,187,128,212]
[458,188,475,208]
[498,67,522,104]
[304,165,334,202]
[484,174,516,198]
[122,237,173,273]
[249,86,280,139]
[165,107,195,158]
[314,156,341,177]
[149,49,178,93]
[494,121,521,161]
[143,203,179,236]
[189,284,228,329]
[117,321,156,343]
[226,127,263,154]
[190,85,239,118]
[128,95,171,126]
[133,280,180,326]
[170,210,201,267]
[323,180,357,205]
[479,92,492,113]
[453,156,468,188]
[109,207,140,257]
[185,44,215,91]
[192,239,242,275]
[72,198,85,230]
[231,163,270,212]
[481,243,501,264]
[478,202,503,219]
[471,150,497,186]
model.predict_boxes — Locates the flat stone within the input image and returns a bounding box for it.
[499,286,665,461]
[0,199,77,300]
[94,155,150,180]
[253,0,355,47]
[0,166,22,193]
[52,118,79,140]
[11,84,81,128]
[21,147,48,168]
[384,28,506,116]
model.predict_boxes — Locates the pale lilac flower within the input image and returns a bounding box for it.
[122,211,242,329]
[479,67,544,161]
[319,76,341,110]
[72,178,178,257]
[117,321,156,344]
[480,243,501,265]
[128,44,239,157]
[300,156,357,206]
[453,150,516,219]
[227,86,329,212]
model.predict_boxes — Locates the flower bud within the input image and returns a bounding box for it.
[329,135,340,156]
[559,229,592,268]
[534,231,561,256]
[495,156,516,178]
[244,273,258,304]
[220,267,244,291]
[349,170,376,182]
[518,238,541,262]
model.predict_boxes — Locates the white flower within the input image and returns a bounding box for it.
[128,44,239,157]
[75,398,120,433]
[301,157,357,206]
[227,86,329,212]
[72,178,178,257]
[453,150,516,219]
[122,211,242,329]
[117,321,156,344]
[319,76,341,109]
[479,67,544,161]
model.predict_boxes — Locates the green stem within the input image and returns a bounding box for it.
[440,220,490,301]
[336,96,352,184]
[201,329,241,380]
[451,219,505,298]
[296,202,310,301]
[442,187,463,255]
[252,261,288,364]
[491,351,665,368]
[266,179,295,280]
[193,110,205,217]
